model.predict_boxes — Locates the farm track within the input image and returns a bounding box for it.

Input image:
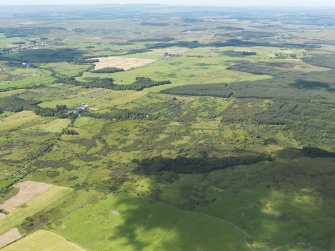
[191,211,252,239]
[151,212,186,251]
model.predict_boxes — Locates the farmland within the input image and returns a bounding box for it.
[0,4,334,251]
[2,230,85,251]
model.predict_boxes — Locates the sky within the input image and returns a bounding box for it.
[0,0,334,6]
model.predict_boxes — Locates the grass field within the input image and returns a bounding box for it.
[0,67,55,90]
[52,193,250,251]
[41,62,91,77]
[53,193,183,251]
[2,230,85,251]
[0,111,40,131]
[36,118,71,133]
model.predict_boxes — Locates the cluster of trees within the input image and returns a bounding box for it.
[92,67,124,73]
[0,96,81,122]
[274,51,297,59]
[291,80,334,91]
[304,54,335,69]
[223,50,257,57]
[0,96,39,113]
[128,37,174,43]
[227,62,283,76]
[216,26,244,30]
[57,76,116,89]
[1,48,84,63]
[135,153,273,174]
[57,75,171,91]
[34,105,82,123]
[124,77,171,91]
[0,27,65,37]
[146,39,317,50]
[62,128,79,135]
[302,147,335,158]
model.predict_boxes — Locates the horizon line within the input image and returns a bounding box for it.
[0,3,335,7]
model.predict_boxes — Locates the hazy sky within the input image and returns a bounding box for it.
[1,0,334,6]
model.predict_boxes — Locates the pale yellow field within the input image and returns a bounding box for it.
[0,228,21,249]
[0,181,53,213]
[2,230,85,251]
[92,56,157,71]
[0,185,73,235]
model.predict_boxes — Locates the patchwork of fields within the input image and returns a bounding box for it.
[0,4,334,251]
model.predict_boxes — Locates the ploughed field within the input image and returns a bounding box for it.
[0,5,334,251]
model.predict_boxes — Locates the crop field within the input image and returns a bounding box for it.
[0,4,334,251]
[2,230,85,251]
[0,181,53,213]
[93,56,157,71]
[0,229,21,249]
